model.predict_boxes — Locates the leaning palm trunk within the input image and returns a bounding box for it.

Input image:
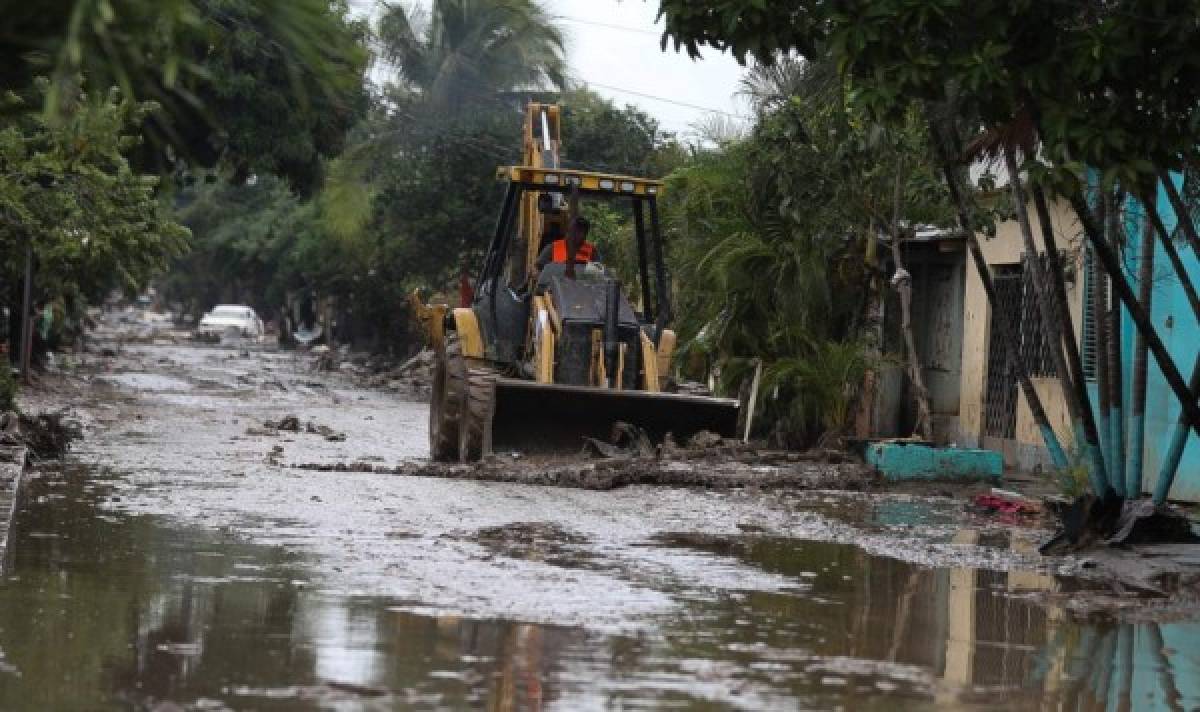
[1005,148,1104,484]
[1014,97,1200,442]
[1032,184,1107,481]
[1104,198,1127,496]
[1128,212,1156,497]
[1065,189,1200,438]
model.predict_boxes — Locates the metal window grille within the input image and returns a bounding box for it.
[1019,253,1058,379]
[983,265,1024,439]
[983,256,1061,439]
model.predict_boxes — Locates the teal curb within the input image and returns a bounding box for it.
[866,442,1003,481]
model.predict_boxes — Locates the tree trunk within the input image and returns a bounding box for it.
[1032,184,1105,475]
[1105,198,1126,496]
[889,236,932,440]
[1130,193,1200,494]
[1128,212,1155,497]
[1023,97,1200,458]
[1156,357,1200,504]
[855,235,885,439]
[1005,148,1104,486]
[887,167,933,441]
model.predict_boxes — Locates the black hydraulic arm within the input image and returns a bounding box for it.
[631,198,655,322]
[477,183,520,298]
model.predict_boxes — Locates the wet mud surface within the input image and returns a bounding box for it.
[2,333,1200,709]
[288,453,875,492]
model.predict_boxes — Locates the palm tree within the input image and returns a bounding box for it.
[376,0,566,108]
[738,55,838,117]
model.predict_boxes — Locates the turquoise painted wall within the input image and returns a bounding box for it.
[1114,176,1200,501]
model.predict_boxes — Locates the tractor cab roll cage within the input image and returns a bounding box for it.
[476,166,673,342]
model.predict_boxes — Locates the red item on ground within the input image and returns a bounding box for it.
[972,493,1040,516]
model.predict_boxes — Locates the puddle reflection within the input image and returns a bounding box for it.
[649,531,1200,710]
[0,468,1197,710]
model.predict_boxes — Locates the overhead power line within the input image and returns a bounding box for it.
[571,77,749,120]
[553,15,661,37]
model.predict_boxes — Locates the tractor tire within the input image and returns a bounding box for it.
[429,333,467,461]
[458,367,497,463]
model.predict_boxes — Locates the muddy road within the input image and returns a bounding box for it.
[1,335,1199,710]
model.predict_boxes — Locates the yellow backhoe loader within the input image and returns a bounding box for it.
[428,102,738,461]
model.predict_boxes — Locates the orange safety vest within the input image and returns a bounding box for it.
[550,239,595,263]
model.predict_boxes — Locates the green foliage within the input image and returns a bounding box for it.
[319,86,670,292]
[163,0,573,341]
[170,0,369,194]
[165,170,416,349]
[2,0,369,193]
[560,88,665,176]
[166,2,687,352]
[762,341,871,446]
[0,82,188,304]
[662,56,955,446]
[297,0,573,289]
[663,140,863,446]
[360,106,520,289]
[1056,460,1091,500]
[167,175,306,315]
[659,0,1200,192]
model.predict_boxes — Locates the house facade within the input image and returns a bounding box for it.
[952,181,1200,501]
[955,196,1084,470]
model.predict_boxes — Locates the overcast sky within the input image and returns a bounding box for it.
[349,0,750,137]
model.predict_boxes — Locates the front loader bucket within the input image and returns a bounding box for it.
[487,378,739,456]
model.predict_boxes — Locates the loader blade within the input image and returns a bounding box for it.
[488,378,739,456]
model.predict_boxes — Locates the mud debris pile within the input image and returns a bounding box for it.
[287,441,874,492]
[0,410,83,461]
[257,415,347,442]
[468,521,592,564]
[306,347,434,401]
[361,350,434,400]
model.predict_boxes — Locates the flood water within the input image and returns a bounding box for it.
[2,341,1199,710]
[2,466,1198,710]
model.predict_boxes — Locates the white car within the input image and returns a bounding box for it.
[196,305,265,341]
